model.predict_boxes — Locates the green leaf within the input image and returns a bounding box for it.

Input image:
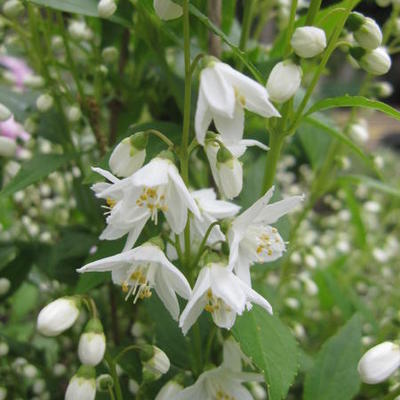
[29,0,130,26]
[337,174,400,198]
[233,307,298,400]
[303,314,362,400]
[305,95,400,122]
[221,0,236,34]
[0,153,74,198]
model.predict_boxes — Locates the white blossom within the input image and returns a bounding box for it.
[179,263,272,334]
[65,366,96,400]
[195,60,279,145]
[77,242,191,320]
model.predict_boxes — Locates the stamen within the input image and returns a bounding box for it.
[135,186,168,224]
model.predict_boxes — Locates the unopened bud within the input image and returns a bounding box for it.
[353,15,382,50]
[2,0,24,18]
[291,26,327,58]
[98,0,117,18]
[0,137,17,158]
[0,103,12,122]
[65,365,96,400]
[358,47,391,75]
[141,345,170,380]
[78,318,106,366]
[36,94,54,112]
[102,46,119,63]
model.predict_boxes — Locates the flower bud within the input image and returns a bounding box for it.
[266,60,302,103]
[141,345,170,380]
[65,365,96,400]
[98,0,117,18]
[216,146,243,200]
[0,137,17,158]
[155,381,183,399]
[67,105,81,122]
[78,318,106,366]
[109,133,147,177]
[349,119,369,143]
[358,341,400,384]
[153,0,183,21]
[291,26,327,58]
[37,297,81,336]
[372,81,393,98]
[102,46,119,63]
[0,342,9,356]
[96,374,113,392]
[2,0,24,18]
[353,15,382,50]
[357,47,391,75]
[24,75,44,89]
[68,21,93,41]
[376,0,391,7]
[36,94,54,112]
[0,103,12,122]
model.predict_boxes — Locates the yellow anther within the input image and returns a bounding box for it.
[122,282,129,293]
[106,198,116,208]
[205,304,214,313]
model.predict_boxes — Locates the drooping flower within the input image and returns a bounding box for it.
[78,318,106,366]
[228,186,304,285]
[290,27,327,58]
[173,365,264,400]
[65,365,96,400]
[204,133,269,200]
[37,297,81,337]
[93,155,201,251]
[358,341,400,384]
[153,0,182,20]
[179,263,272,335]
[77,241,191,320]
[195,59,280,145]
[141,345,170,380]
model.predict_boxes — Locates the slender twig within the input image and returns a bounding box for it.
[208,0,222,57]
[104,353,123,400]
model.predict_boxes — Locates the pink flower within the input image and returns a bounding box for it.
[0,55,33,90]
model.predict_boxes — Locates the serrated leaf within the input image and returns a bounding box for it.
[303,314,362,400]
[233,306,298,400]
[0,153,74,198]
[305,95,400,122]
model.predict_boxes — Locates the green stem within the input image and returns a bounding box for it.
[239,0,256,53]
[262,130,285,193]
[190,221,220,268]
[305,0,322,26]
[113,344,141,364]
[383,386,400,400]
[146,129,174,149]
[108,387,116,400]
[105,353,123,400]
[283,0,298,58]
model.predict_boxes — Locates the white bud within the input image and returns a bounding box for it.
[102,46,119,63]
[98,0,117,18]
[349,119,369,143]
[153,0,183,21]
[0,278,11,295]
[24,75,44,88]
[250,382,267,400]
[155,381,183,400]
[358,342,400,384]
[53,363,67,376]
[33,379,46,394]
[78,320,106,367]
[36,94,54,112]
[0,103,12,121]
[37,297,80,336]
[143,346,170,378]
[217,157,243,200]
[68,21,93,41]
[23,364,38,378]
[0,342,9,357]
[266,60,302,103]
[291,26,327,58]
[109,137,147,177]
[374,81,393,98]
[0,137,17,158]
[285,297,300,310]
[0,387,6,400]
[354,17,382,50]
[65,366,96,400]
[67,105,81,122]
[128,379,139,394]
[359,47,391,75]
[2,0,24,18]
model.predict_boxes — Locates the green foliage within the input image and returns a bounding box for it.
[303,314,362,400]
[233,307,299,400]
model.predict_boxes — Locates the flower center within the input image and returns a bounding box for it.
[101,197,117,215]
[215,389,236,400]
[204,289,232,314]
[255,227,284,260]
[135,187,168,224]
[122,266,152,303]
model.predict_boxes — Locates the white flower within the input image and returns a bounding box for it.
[358,341,400,384]
[266,60,302,103]
[36,94,53,112]
[65,366,96,400]
[37,297,81,337]
[109,133,147,178]
[66,105,81,122]
[93,156,200,251]
[153,0,182,21]
[291,27,327,58]
[142,345,170,378]
[77,242,191,320]
[78,319,106,366]
[0,277,11,295]
[195,60,280,145]
[98,0,117,18]
[174,365,263,400]
[0,103,11,122]
[228,186,304,285]
[354,16,382,50]
[179,263,272,335]
[155,381,183,400]
[205,134,269,200]
[68,21,93,41]
[359,47,391,75]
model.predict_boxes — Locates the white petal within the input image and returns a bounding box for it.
[153,0,182,20]
[201,198,240,219]
[164,181,188,234]
[122,215,150,251]
[195,87,213,145]
[91,166,120,184]
[218,158,243,200]
[99,223,129,241]
[239,280,273,314]
[191,188,216,202]
[214,103,244,143]
[131,158,169,187]
[154,271,180,320]
[201,66,235,118]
